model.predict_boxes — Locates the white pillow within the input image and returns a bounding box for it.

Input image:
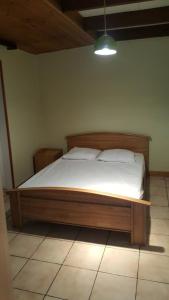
[97,149,135,163]
[63,147,101,160]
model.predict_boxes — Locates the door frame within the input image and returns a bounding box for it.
[0,180,13,300]
[0,61,15,188]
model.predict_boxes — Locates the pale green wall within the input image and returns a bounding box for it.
[0,49,44,186]
[38,37,169,171]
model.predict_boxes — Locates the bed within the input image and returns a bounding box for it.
[9,132,151,245]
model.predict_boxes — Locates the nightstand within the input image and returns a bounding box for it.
[33,148,63,173]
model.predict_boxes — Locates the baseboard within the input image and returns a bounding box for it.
[149,171,169,177]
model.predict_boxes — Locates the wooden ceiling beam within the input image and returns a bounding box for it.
[0,0,94,54]
[84,6,169,31]
[97,23,169,41]
[61,0,151,11]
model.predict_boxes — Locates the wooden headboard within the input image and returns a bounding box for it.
[66,132,151,171]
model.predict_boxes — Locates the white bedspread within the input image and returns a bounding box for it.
[20,153,145,199]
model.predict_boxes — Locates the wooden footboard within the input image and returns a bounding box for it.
[9,187,150,246]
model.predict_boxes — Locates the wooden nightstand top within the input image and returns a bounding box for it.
[35,148,62,155]
[33,148,63,173]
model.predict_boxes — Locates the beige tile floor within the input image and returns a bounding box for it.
[7,176,169,300]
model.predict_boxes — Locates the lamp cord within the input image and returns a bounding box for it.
[104,0,107,35]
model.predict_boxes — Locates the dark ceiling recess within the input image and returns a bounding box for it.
[61,0,152,11]
[97,24,169,41]
[0,39,17,50]
[84,6,169,31]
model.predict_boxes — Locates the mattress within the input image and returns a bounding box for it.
[20,153,145,199]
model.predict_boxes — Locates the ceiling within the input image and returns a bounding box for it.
[0,0,169,54]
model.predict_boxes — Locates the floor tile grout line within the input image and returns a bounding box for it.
[44,236,107,247]
[98,269,139,280]
[148,232,169,237]
[150,217,169,220]
[62,264,105,273]
[139,251,169,257]
[88,251,107,300]
[106,244,139,251]
[42,263,62,300]
[43,295,65,300]
[88,231,110,300]
[151,205,169,208]
[43,227,82,298]
[12,226,50,282]
[44,296,65,300]
[14,278,65,300]
[8,233,18,243]
[164,177,169,206]
[43,227,82,299]
[12,257,29,281]
[135,248,140,300]
[10,255,103,269]
[29,234,48,260]
[13,287,45,297]
[137,250,169,258]
[15,229,48,261]
[12,232,48,238]
[137,277,169,285]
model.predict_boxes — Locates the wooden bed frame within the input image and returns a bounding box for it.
[9,132,151,245]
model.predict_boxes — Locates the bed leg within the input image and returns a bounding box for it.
[10,191,23,228]
[131,203,148,246]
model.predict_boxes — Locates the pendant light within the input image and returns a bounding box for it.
[94,0,117,55]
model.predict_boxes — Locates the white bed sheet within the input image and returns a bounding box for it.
[20,153,145,199]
